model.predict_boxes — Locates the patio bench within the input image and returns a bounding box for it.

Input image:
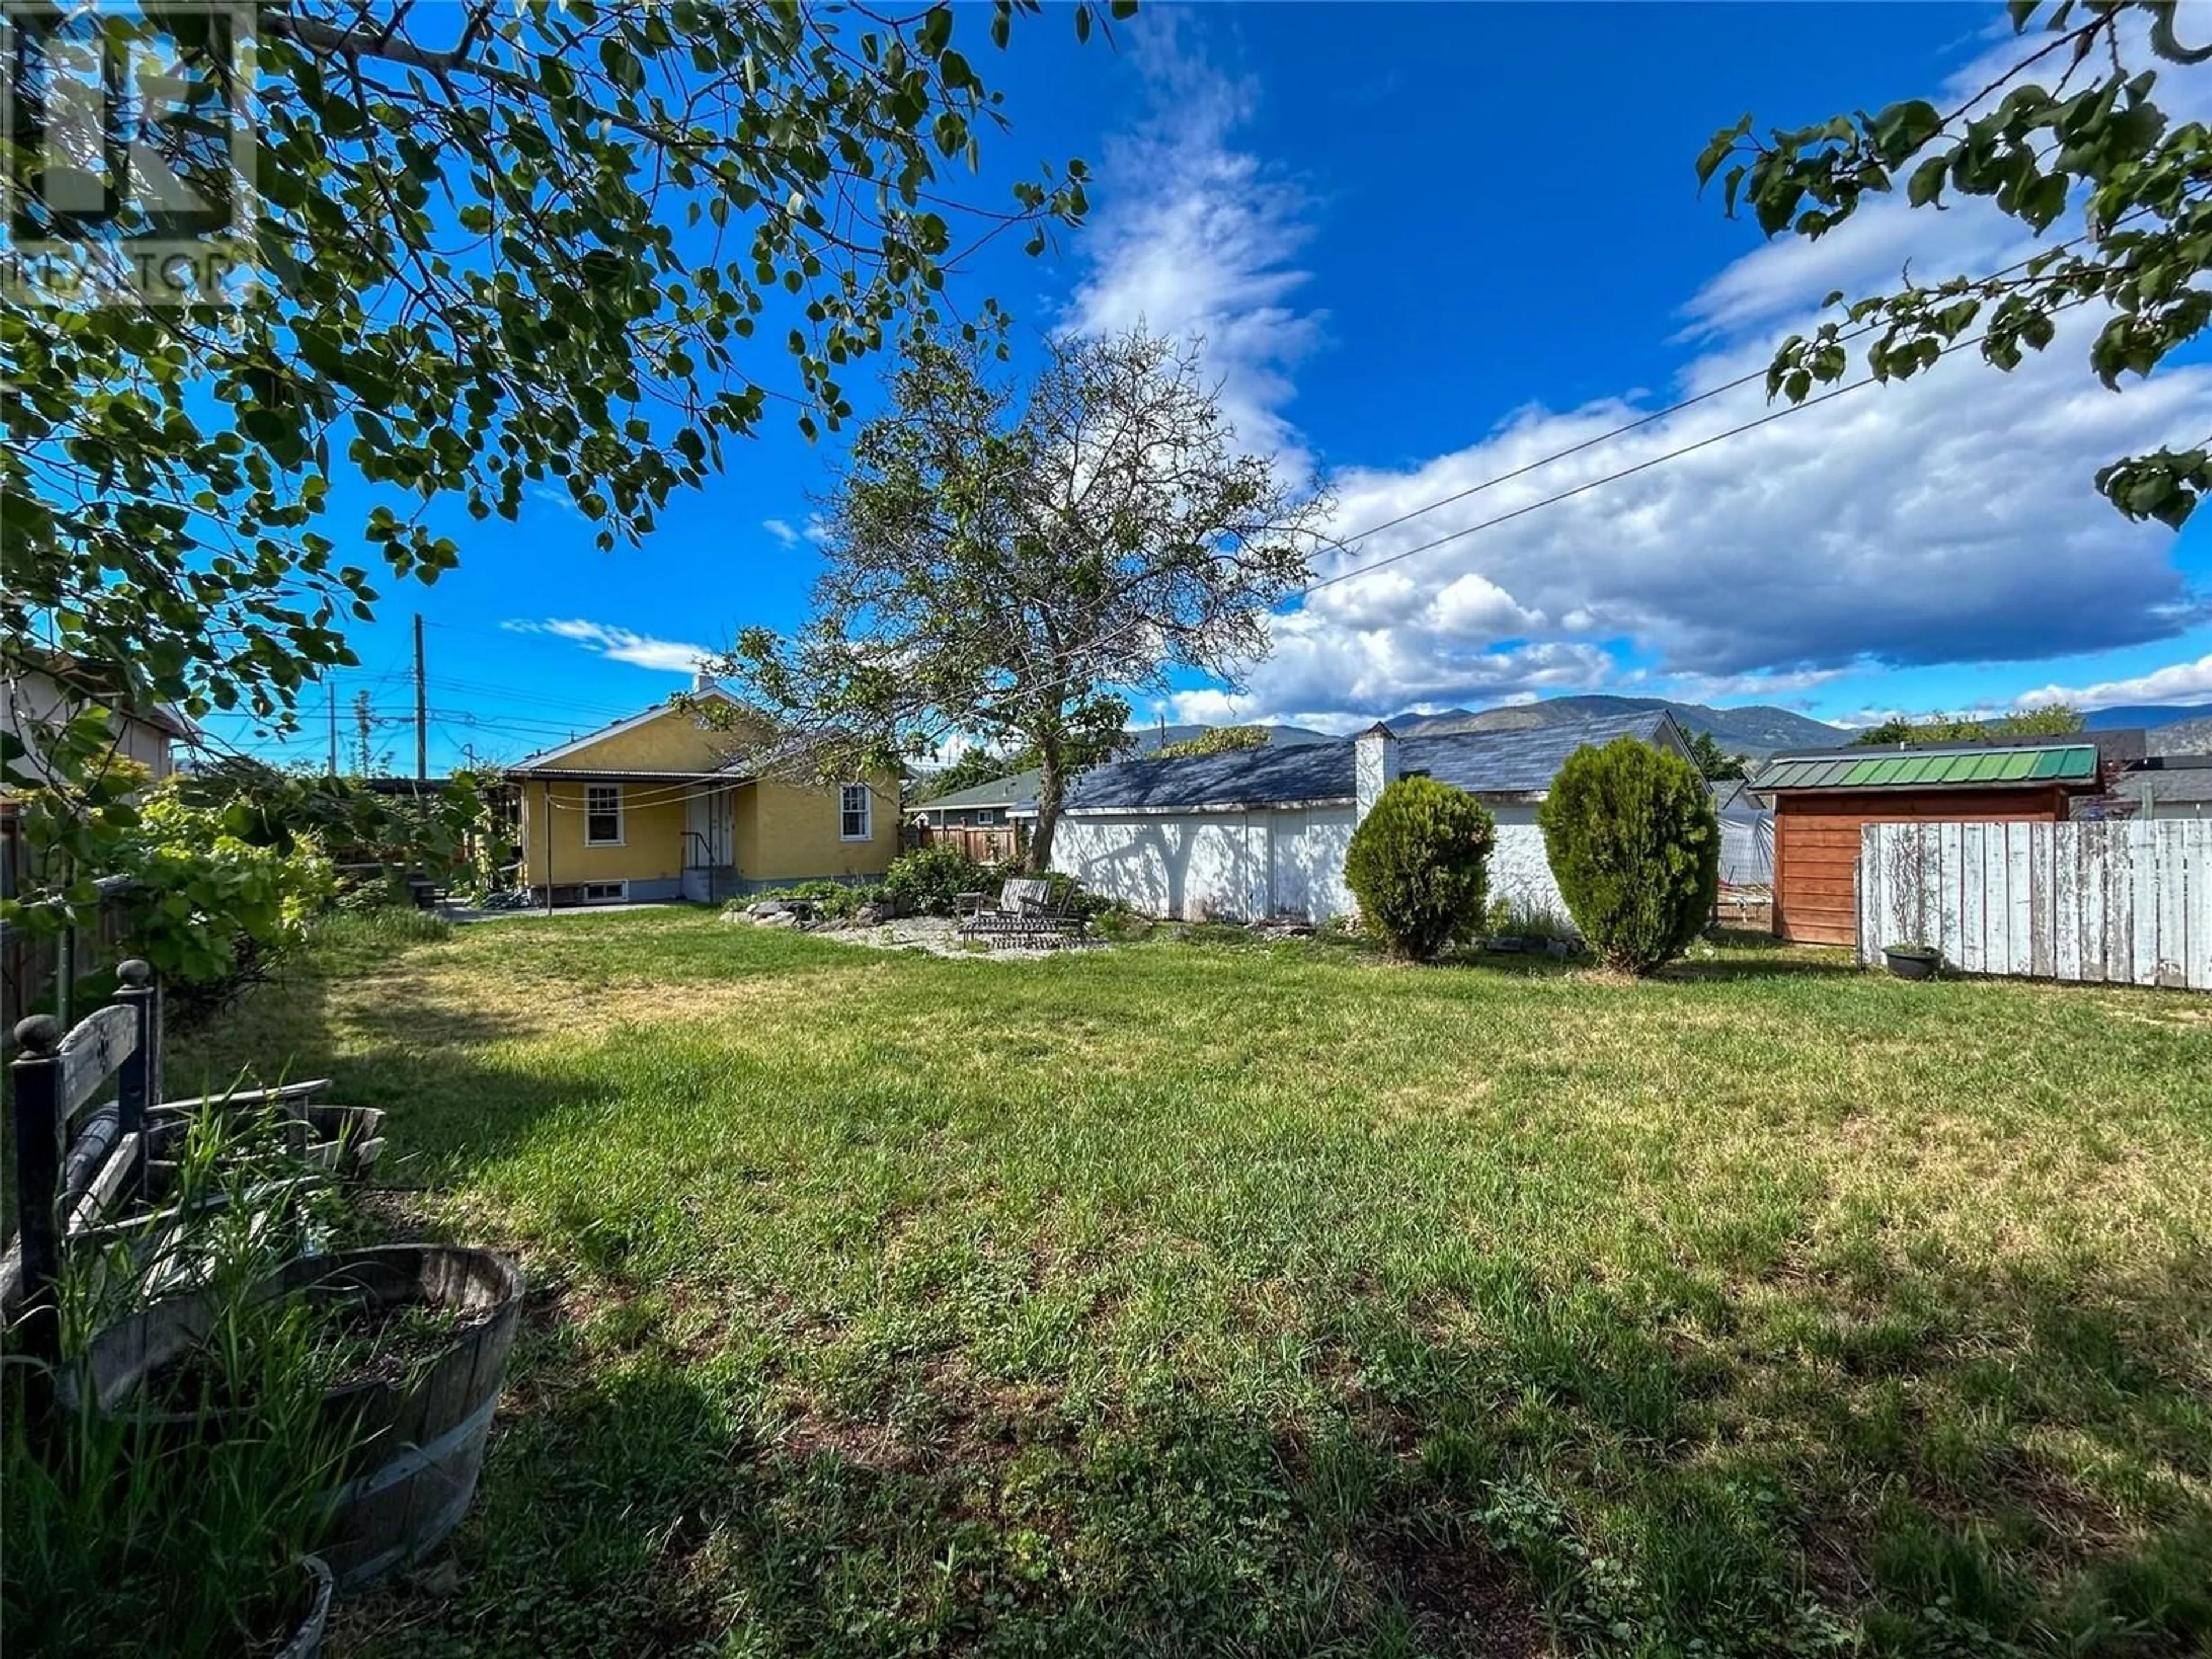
[956,877,1086,947]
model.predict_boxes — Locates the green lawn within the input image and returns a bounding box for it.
[174,911,2212,1659]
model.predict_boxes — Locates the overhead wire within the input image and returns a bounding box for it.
[1309,215,2133,556]
[251,226,2133,764]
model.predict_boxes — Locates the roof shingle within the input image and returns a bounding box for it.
[1055,710,1676,812]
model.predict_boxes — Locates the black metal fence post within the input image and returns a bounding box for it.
[9,1013,64,1364]
[112,959,156,1206]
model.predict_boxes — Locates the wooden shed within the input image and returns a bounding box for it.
[1749,741,2104,946]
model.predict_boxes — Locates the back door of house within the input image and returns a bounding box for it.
[685,787,736,896]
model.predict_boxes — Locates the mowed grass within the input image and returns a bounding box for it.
[174,910,2212,1658]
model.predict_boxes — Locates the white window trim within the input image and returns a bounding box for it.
[839,782,873,842]
[582,879,628,903]
[584,783,625,847]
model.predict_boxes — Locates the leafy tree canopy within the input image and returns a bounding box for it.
[1687,728,1749,782]
[3,0,1122,931]
[1698,0,2212,526]
[1154,725,1272,760]
[911,745,1040,803]
[1850,703,2086,745]
[718,327,1331,871]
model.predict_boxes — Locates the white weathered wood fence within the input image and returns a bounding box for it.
[1857,820,2211,990]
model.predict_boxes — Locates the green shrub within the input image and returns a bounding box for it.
[884,844,990,915]
[1538,737,1718,975]
[1088,907,1149,942]
[115,787,336,1009]
[1343,777,1495,961]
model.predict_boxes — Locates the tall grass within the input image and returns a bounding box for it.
[3,1100,356,1656]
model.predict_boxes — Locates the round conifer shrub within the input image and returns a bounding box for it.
[1343,776,1495,961]
[1538,736,1719,975]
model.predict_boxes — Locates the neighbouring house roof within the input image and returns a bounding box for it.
[914,767,1042,816]
[2116,757,2212,806]
[1751,743,2101,793]
[1054,740,1354,813]
[1038,710,1684,815]
[4,653,203,744]
[1411,710,1681,796]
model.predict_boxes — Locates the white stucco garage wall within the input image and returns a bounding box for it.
[1054,801,1568,929]
[1487,807,1571,923]
[1051,805,1357,923]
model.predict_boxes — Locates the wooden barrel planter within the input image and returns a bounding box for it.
[66,1245,524,1589]
[141,1103,387,1200]
[275,1556,335,1659]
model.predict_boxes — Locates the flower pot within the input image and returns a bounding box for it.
[67,1245,525,1590]
[1883,945,1941,981]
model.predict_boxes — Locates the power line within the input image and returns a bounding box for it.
[1306,380,1871,595]
[1302,303,2081,599]
[1312,216,2134,558]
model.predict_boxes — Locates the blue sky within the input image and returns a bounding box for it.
[217,3,2212,771]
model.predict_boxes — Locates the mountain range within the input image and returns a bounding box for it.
[1375,695,1845,754]
[2081,703,2212,733]
[1130,696,2212,760]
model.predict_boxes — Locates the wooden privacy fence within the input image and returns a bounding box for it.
[1858,819,2211,990]
[908,821,1020,865]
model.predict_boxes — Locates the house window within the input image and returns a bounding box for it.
[974,808,1002,827]
[839,783,872,841]
[582,880,626,903]
[584,783,623,846]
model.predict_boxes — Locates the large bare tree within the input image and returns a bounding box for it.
[719,327,1331,870]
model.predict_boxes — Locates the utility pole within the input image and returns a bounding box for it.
[413,613,428,781]
[327,680,339,775]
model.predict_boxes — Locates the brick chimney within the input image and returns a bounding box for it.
[1354,722,1399,824]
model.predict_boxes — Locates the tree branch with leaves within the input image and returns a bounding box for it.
[3,0,1127,937]
[715,326,1332,870]
[1697,0,2212,525]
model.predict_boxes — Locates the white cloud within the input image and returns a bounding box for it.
[1685,8,2212,343]
[1070,13,2212,729]
[528,482,589,521]
[2017,652,2212,710]
[763,514,832,550]
[1063,17,1321,468]
[503,618,711,676]
[1662,666,1852,702]
[1226,312,2212,724]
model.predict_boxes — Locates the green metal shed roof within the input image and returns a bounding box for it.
[1749,744,2098,793]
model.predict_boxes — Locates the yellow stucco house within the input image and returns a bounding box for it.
[507,687,898,906]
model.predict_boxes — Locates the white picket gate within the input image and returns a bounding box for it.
[1857,819,2212,990]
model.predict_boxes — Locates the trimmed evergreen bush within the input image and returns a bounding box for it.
[1343,777,1495,961]
[1539,737,1719,975]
